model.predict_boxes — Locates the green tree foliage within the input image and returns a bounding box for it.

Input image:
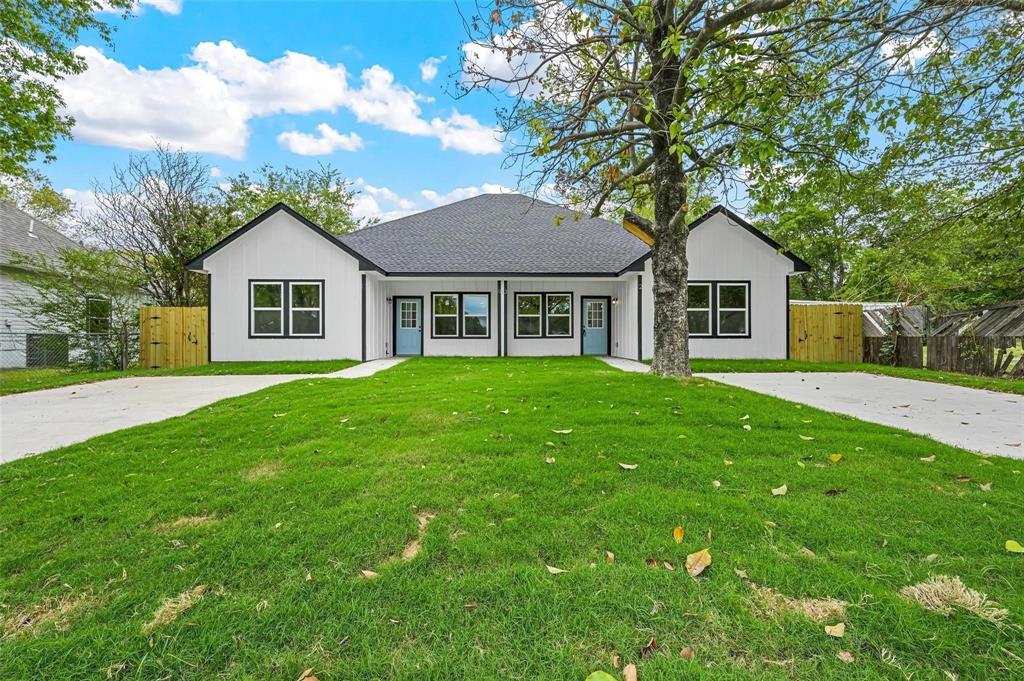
[9,246,147,369]
[0,0,133,177]
[217,163,369,236]
[0,172,73,227]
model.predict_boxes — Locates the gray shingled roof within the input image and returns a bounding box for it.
[0,201,80,267]
[338,193,650,275]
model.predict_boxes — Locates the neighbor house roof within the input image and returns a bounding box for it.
[0,201,80,268]
[338,193,650,276]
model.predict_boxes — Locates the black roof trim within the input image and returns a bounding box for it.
[369,270,636,278]
[690,205,811,272]
[185,202,381,272]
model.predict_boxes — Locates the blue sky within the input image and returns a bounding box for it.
[47,0,522,221]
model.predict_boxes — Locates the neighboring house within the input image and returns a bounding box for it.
[186,193,809,362]
[0,202,92,368]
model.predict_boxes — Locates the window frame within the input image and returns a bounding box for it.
[514,292,575,339]
[289,281,324,338]
[430,292,492,340]
[686,282,713,338]
[544,292,573,338]
[685,280,751,339]
[248,279,325,339]
[716,281,750,337]
[85,295,112,335]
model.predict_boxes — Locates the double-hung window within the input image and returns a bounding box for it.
[686,284,712,337]
[686,281,750,337]
[717,283,749,336]
[515,292,573,338]
[432,293,490,338]
[249,280,323,338]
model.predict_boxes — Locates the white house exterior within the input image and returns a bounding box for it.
[187,194,808,362]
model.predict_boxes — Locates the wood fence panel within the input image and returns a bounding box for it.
[139,306,208,369]
[789,303,863,363]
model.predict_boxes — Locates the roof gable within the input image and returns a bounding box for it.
[186,203,377,271]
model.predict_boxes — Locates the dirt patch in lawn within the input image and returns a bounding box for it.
[154,514,216,532]
[900,575,1008,624]
[750,583,847,623]
[143,585,208,633]
[358,511,436,578]
[242,462,283,481]
[1,589,99,639]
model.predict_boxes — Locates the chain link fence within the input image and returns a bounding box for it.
[0,329,140,371]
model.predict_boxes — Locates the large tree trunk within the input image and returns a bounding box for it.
[649,156,691,378]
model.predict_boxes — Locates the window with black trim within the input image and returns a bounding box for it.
[515,292,574,338]
[249,280,324,338]
[432,293,490,338]
[686,281,750,338]
[717,283,749,336]
[686,284,711,336]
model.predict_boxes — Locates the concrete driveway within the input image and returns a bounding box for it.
[702,372,1024,459]
[0,358,406,464]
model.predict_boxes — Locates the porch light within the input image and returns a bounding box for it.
[611,297,620,305]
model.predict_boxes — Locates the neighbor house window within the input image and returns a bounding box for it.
[290,282,323,337]
[85,296,111,334]
[515,292,574,338]
[545,294,572,337]
[717,283,749,336]
[432,294,459,337]
[251,282,284,336]
[515,294,542,337]
[462,293,489,337]
[687,283,711,337]
[249,280,324,338]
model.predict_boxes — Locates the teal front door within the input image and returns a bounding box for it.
[394,297,422,356]
[582,297,609,355]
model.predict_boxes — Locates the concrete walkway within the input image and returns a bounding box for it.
[702,372,1023,459]
[599,356,651,373]
[0,358,407,464]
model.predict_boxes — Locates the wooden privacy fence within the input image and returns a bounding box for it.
[140,306,208,369]
[789,303,863,363]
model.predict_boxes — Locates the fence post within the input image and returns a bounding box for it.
[120,322,128,370]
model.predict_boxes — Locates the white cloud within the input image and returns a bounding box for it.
[60,188,101,219]
[350,179,516,222]
[209,166,222,178]
[419,56,445,83]
[58,41,501,158]
[277,123,363,155]
[420,183,514,206]
[880,33,939,72]
[139,0,182,13]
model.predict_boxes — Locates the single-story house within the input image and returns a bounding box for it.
[186,193,809,362]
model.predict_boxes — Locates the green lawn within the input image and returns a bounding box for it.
[689,359,1024,395]
[1,357,1021,680]
[0,360,359,395]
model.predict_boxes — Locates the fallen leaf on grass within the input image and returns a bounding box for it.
[645,558,659,569]
[585,673,616,681]
[800,547,816,558]
[359,570,379,579]
[685,548,712,577]
[605,550,615,563]
[273,413,287,418]
[825,488,846,496]
[552,429,573,434]
[830,454,843,463]
[545,565,566,574]
[641,636,656,659]
[663,561,675,571]
[837,651,854,663]
[297,669,319,681]
[734,568,749,579]
[955,475,972,482]
[723,459,733,466]
[799,435,815,441]
[771,484,788,496]
[979,482,992,491]
[825,622,846,638]
[712,480,721,489]
[623,664,637,681]
[544,441,556,448]
[1006,540,1024,554]
[673,526,685,543]
[920,455,936,462]
[545,457,555,464]
[742,424,752,431]
[680,646,694,660]
[740,414,750,421]
[619,463,638,470]
[499,409,509,415]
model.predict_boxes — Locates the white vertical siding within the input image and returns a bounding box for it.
[363,274,388,360]
[204,211,363,361]
[383,279,501,356]
[506,279,626,357]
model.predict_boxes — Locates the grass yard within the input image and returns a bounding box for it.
[1,357,1022,679]
[0,360,359,396]
[689,358,1024,395]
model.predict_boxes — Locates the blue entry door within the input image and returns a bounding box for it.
[582,297,609,355]
[394,298,422,356]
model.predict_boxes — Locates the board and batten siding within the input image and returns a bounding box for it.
[381,279,499,357]
[203,210,363,361]
[640,211,796,360]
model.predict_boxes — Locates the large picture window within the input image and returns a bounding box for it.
[515,292,574,338]
[249,280,324,338]
[686,281,750,338]
[431,292,490,339]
